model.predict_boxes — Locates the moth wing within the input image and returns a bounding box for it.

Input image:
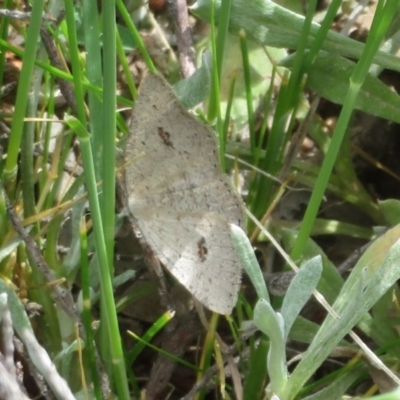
[125,73,221,196]
[137,211,242,315]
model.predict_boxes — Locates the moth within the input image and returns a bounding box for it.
[124,73,245,314]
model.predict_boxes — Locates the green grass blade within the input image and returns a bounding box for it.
[67,118,130,399]
[3,0,45,186]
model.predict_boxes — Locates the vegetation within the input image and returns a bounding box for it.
[1,0,400,399]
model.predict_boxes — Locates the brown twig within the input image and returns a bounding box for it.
[13,337,55,400]
[39,26,79,116]
[0,8,56,22]
[146,311,203,400]
[3,187,80,323]
[166,0,196,78]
